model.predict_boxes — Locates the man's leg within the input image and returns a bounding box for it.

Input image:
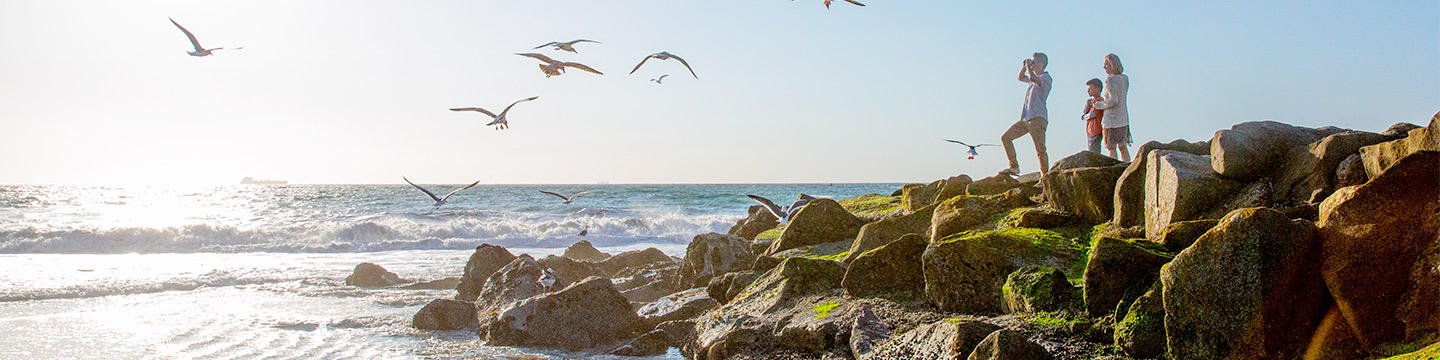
[1001,120,1029,172]
[1026,117,1050,174]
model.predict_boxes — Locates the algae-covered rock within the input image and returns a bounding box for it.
[766,198,865,256]
[1113,281,1165,358]
[923,229,1082,313]
[537,255,608,289]
[1113,139,1211,227]
[838,193,906,220]
[1042,164,1126,223]
[1155,218,1218,252]
[728,205,780,240]
[412,298,477,330]
[967,329,1052,360]
[844,203,934,264]
[1359,111,1438,178]
[1083,236,1171,317]
[345,262,402,287]
[865,319,1001,360]
[902,180,945,211]
[1001,266,1077,314]
[596,247,673,276]
[967,174,1020,196]
[480,277,644,351]
[1210,120,1338,181]
[930,196,999,242]
[456,244,517,301]
[842,234,927,297]
[677,232,754,289]
[1002,207,1079,229]
[706,270,758,304]
[1051,151,1123,172]
[562,240,610,262]
[1144,150,1244,238]
[1160,207,1327,360]
[937,175,975,203]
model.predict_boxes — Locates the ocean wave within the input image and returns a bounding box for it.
[0,270,298,303]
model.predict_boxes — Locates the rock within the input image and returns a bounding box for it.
[1154,219,1219,252]
[1318,151,1440,349]
[611,329,673,356]
[930,196,999,242]
[537,255,608,289]
[398,277,462,290]
[621,277,679,304]
[1360,112,1439,178]
[967,174,1020,196]
[345,262,402,287]
[1160,207,1327,360]
[1300,306,1366,360]
[1002,208,1080,229]
[412,299,477,330]
[967,329,1052,360]
[923,230,1080,313]
[1382,122,1422,137]
[690,258,849,358]
[848,307,890,359]
[1144,150,1245,238]
[474,255,546,314]
[743,258,846,304]
[728,205,779,240]
[1333,153,1368,188]
[866,319,1001,360]
[902,180,946,211]
[480,277,644,351]
[1051,151,1123,172]
[842,234,927,297]
[994,185,1040,209]
[1001,266,1076,313]
[562,240,610,262]
[596,247,674,276]
[1042,164,1127,223]
[677,233,755,289]
[707,270,759,304]
[456,244,517,302]
[936,175,975,203]
[765,198,865,256]
[1083,237,1171,316]
[1113,282,1165,358]
[1274,131,1394,205]
[1210,120,1336,181]
[1113,139,1212,227]
[636,288,718,329]
[657,320,699,357]
[844,204,935,263]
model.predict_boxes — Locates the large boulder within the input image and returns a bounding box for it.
[923,230,1080,313]
[537,255,608,289]
[1001,266,1077,314]
[1160,207,1327,360]
[1210,120,1339,181]
[1113,282,1165,358]
[936,175,975,203]
[636,288,718,329]
[1051,151,1123,172]
[1333,153,1368,188]
[345,262,402,287]
[930,196,999,242]
[562,240,610,262]
[1359,112,1438,178]
[1042,164,1127,223]
[706,270,759,305]
[967,329,1052,360]
[456,244,517,301]
[728,205,779,240]
[1273,131,1393,204]
[765,198,865,256]
[842,234,927,297]
[1154,219,1219,252]
[677,233,755,289]
[843,204,935,263]
[1083,237,1171,316]
[474,255,547,314]
[967,174,1020,196]
[1382,122,1422,137]
[1113,139,1211,227]
[412,299,477,330]
[480,277,645,351]
[1317,151,1440,349]
[1144,150,1245,238]
[596,247,674,275]
[865,319,1001,360]
[690,258,849,358]
[902,180,946,211]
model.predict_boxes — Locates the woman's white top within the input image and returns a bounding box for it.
[1094,74,1129,128]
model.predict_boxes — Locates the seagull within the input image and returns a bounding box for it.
[450,96,539,130]
[403,177,481,207]
[515,53,604,78]
[533,39,601,53]
[630,51,698,79]
[169,17,240,57]
[539,268,558,293]
[650,74,670,84]
[944,139,1000,160]
[795,0,866,8]
[578,226,588,237]
[539,190,597,204]
[745,194,818,224]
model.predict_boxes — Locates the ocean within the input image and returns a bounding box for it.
[0,183,898,359]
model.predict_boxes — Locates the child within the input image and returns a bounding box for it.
[1082,78,1105,153]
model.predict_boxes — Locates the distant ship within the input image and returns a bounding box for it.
[240,177,288,185]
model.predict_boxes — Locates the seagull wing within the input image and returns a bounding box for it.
[944,139,974,147]
[440,180,481,202]
[975,144,1000,147]
[169,18,205,52]
[844,0,866,6]
[746,194,787,220]
[539,190,572,201]
[562,62,604,75]
[658,74,669,81]
[569,190,598,199]
[450,107,499,118]
[516,52,558,64]
[629,54,656,75]
[534,42,558,49]
[568,39,600,45]
[668,54,699,79]
[497,96,539,117]
[403,177,443,203]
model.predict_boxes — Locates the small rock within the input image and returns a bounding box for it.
[1051,151,1123,172]
[677,233,755,289]
[844,204,934,263]
[936,175,975,203]
[1001,266,1077,313]
[562,240,610,262]
[345,262,402,287]
[967,329,1052,360]
[1154,219,1219,252]
[412,299,477,330]
[967,174,1020,196]
[843,234,927,297]
[765,198,865,256]
[902,180,946,211]
[727,205,780,240]
[611,329,673,356]
[706,270,759,304]
[1113,282,1164,358]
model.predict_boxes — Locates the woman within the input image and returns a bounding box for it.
[1093,53,1131,161]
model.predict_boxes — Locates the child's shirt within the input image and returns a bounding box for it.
[1083,97,1105,137]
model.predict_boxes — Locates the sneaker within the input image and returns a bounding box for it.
[998,168,1020,176]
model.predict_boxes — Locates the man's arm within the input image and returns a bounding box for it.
[1017,60,1032,83]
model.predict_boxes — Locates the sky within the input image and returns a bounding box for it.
[0,0,1436,185]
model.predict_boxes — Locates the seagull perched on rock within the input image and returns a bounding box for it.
[516,53,604,78]
[944,139,999,160]
[403,177,480,207]
[450,96,539,130]
[539,268,558,293]
[540,190,597,204]
[169,17,241,57]
[630,51,698,79]
[533,39,601,53]
[745,194,818,224]
[650,74,670,84]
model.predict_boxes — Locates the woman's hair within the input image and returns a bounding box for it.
[1086,78,1103,88]
[1104,53,1124,74]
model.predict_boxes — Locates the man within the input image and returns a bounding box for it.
[1000,52,1052,176]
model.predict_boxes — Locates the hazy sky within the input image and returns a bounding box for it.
[1,0,1435,185]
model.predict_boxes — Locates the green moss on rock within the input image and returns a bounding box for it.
[1001,266,1078,313]
[839,194,905,219]
[812,301,840,319]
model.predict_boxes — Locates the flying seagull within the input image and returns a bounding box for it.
[650,74,670,84]
[944,139,999,160]
[630,51,698,79]
[539,190,597,204]
[578,226,588,237]
[169,17,240,57]
[516,53,604,78]
[795,0,866,8]
[539,268,558,293]
[745,194,818,224]
[403,177,481,207]
[534,39,601,53]
[450,96,539,130]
